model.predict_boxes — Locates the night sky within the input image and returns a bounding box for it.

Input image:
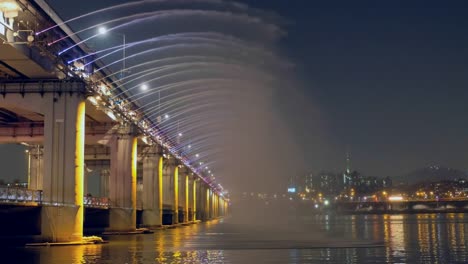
[246,0,468,177]
[2,0,468,191]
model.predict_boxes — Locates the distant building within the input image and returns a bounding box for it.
[343,152,352,186]
[304,173,314,192]
[319,171,341,195]
[382,176,392,188]
[287,175,298,193]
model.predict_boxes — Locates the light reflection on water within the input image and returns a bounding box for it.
[3,214,468,263]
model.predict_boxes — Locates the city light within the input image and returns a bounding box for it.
[141,84,148,91]
[388,195,404,202]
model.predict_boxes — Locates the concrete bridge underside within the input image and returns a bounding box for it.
[0,81,227,242]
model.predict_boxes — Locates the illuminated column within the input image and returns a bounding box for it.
[107,127,138,232]
[192,177,197,221]
[163,160,179,225]
[213,193,218,217]
[173,165,179,224]
[41,94,85,242]
[177,167,186,223]
[219,198,224,216]
[180,172,189,223]
[206,187,211,220]
[141,147,163,228]
[28,145,43,190]
[195,180,204,221]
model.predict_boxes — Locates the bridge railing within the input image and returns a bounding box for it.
[83,196,110,209]
[0,186,42,203]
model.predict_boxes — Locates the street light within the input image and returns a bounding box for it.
[97,26,126,78]
[98,27,107,35]
[141,84,148,91]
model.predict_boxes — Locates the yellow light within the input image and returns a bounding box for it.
[174,166,179,220]
[185,175,189,222]
[158,156,163,220]
[193,179,197,221]
[131,137,137,212]
[74,100,85,241]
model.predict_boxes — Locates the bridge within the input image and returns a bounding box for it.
[0,0,228,242]
[335,199,468,214]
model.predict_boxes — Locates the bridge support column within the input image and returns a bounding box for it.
[184,174,190,222]
[178,170,188,223]
[195,180,203,221]
[173,166,179,224]
[191,177,197,221]
[213,193,218,218]
[108,129,138,232]
[162,161,178,225]
[187,176,197,221]
[200,184,208,221]
[206,188,212,220]
[28,145,43,190]
[41,94,85,242]
[141,148,163,228]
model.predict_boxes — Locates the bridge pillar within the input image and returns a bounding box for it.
[173,166,179,224]
[184,174,190,222]
[195,180,203,221]
[191,177,197,221]
[213,193,218,218]
[28,145,43,190]
[162,160,179,225]
[107,128,138,232]
[141,148,163,228]
[201,184,209,221]
[206,187,212,220]
[177,169,188,223]
[41,94,85,242]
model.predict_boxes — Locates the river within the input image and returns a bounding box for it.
[2,213,468,263]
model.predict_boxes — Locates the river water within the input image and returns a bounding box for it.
[3,213,468,263]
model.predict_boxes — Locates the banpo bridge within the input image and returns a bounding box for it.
[0,0,228,242]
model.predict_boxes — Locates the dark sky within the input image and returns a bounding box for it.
[243,0,468,177]
[3,0,468,187]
